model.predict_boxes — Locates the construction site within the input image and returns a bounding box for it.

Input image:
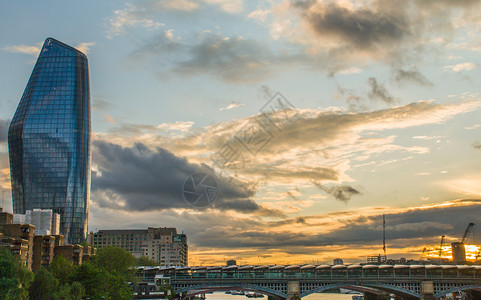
[420,223,480,265]
[369,219,481,266]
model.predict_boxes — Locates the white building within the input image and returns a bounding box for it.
[13,209,60,235]
[88,227,188,266]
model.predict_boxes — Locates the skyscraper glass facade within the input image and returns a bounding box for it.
[8,38,91,244]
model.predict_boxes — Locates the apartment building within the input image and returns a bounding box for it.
[89,227,188,266]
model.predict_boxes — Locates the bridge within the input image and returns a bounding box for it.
[136,264,481,299]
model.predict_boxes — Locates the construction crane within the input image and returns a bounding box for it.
[421,247,427,259]
[439,235,445,259]
[452,223,476,264]
[461,223,475,244]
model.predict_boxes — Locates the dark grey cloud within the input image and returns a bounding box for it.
[189,199,481,252]
[0,119,9,143]
[312,181,361,202]
[295,1,410,50]
[91,140,282,216]
[367,77,397,104]
[393,67,433,86]
[130,32,279,83]
[324,200,481,246]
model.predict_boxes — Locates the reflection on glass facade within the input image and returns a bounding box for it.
[8,38,91,244]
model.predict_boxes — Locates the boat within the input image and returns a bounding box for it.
[246,292,264,298]
[231,290,245,295]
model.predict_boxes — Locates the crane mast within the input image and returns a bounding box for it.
[452,222,476,264]
[461,222,475,244]
[439,235,445,258]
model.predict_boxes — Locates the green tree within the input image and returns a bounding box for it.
[94,246,136,281]
[68,281,85,300]
[48,255,75,286]
[71,262,104,300]
[102,272,133,300]
[0,248,33,300]
[136,256,158,266]
[72,262,132,300]
[55,281,84,300]
[29,267,59,300]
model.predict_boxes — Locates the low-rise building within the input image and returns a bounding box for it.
[89,227,188,266]
[1,208,95,270]
[55,244,84,266]
[14,209,60,235]
[0,223,35,269]
[32,235,57,271]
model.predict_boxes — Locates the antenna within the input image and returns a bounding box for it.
[383,214,386,258]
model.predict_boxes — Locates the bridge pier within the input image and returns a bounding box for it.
[421,281,434,300]
[287,281,300,300]
[267,296,284,300]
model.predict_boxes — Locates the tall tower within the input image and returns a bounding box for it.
[8,37,91,244]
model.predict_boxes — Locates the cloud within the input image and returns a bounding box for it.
[75,42,95,54]
[190,199,481,252]
[161,0,199,11]
[130,32,279,83]
[444,62,477,72]
[247,9,270,22]
[202,0,243,13]
[393,67,433,86]
[473,142,481,150]
[91,140,282,216]
[412,136,444,140]
[96,99,481,192]
[107,0,244,38]
[256,0,481,76]
[220,102,244,111]
[312,182,361,202]
[92,98,112,111]
[367,77,397,104]
[107,3,164,38]
[0,119,9,144]
[296,1,409,50]
[465,124,481,130]
[2,44,41,56]
[104,114,116,124]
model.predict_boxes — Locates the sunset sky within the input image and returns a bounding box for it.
[1,0,481,265]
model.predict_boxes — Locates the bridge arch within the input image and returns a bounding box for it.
[301,283,420,299]
[435,285,481,299]
[175,284,286,298]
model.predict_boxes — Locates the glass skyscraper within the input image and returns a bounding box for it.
[8,37,91,244]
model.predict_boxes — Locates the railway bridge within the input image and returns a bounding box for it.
[136,264,481,299]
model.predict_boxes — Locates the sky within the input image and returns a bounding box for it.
[1,0,481,266]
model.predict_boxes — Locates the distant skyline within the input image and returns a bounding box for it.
[1,0,481,265]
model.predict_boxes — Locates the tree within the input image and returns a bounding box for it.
[102,272,134,300]
[72,262,132,300]
[136,256,158,266]
[29,267,59,300]
[94,246,136,281]
[48,255,75,286]
[68,281,85,300]
[71,262,104,300]
[0,248,33,300]
[56,281,84,300]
